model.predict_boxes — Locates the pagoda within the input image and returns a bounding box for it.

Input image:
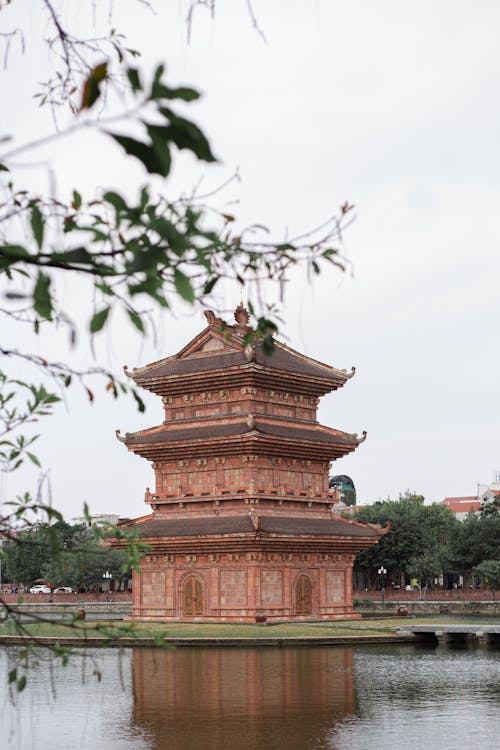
[115,305,383,622]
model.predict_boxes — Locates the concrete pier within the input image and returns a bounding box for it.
[398,624,500,646]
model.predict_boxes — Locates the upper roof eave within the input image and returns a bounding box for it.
[123,311,355,390]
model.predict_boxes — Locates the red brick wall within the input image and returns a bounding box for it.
[162,388,318,423]
[133,552,356,622]
[154,456,329,500]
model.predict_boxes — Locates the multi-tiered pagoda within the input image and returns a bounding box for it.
[115,306,383,622]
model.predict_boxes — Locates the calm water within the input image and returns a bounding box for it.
[1,644,498,750]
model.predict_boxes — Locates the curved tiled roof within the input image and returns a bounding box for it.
[124,418,361,448]
[133,514,380,539]
[127,334,353,391]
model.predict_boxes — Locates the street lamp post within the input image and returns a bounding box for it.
[378,566,387,604]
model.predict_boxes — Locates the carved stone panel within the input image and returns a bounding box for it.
[261,569,283,605]
[220,569,247,606]
[326,570,345,603]
[141,570,166,607]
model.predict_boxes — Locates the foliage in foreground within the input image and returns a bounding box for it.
[0,2,353,689]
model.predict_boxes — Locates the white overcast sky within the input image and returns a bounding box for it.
[1,0,499,519]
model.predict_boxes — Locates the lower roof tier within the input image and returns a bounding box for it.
[113,514,384,556]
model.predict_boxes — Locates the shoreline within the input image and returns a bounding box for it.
[0,633,415,647]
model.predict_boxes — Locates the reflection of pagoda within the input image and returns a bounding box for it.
[115,306,383,622]
[131,647,356,750]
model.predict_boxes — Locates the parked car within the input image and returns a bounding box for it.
[29,585,51,594]
[53,586,73,594]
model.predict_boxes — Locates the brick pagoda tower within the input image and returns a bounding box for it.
[115,306,383,622]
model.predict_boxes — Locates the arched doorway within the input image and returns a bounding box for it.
[295,574,312,615]
[183,576,205,616]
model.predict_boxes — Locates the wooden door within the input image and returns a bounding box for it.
[183,577,204,616]
[295,575,312,615]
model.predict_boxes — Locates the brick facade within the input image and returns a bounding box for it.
[115,307,383,622]
[132,552,356,622]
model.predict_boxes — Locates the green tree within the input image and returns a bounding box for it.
[473,560,500,599]
[3,526,53,585]
[354,492,458,589]
[450,513,500,575]
[479,495,500,518]
[3,521,94,585]
[43,540,128,592]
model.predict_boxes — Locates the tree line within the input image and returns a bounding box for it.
[1,521,129,592]
[353,491,500,592]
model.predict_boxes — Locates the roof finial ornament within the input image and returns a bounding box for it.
[244,343,255,362]
[234,303,249,332]
[115,429,127,443]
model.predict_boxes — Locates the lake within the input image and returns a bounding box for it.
[1,643,498,749]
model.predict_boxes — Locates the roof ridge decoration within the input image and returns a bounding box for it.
[122,305,357,395]
[234,303,250,334]
[204,310,225,328]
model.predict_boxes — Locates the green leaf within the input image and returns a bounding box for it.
[72,190,82,209]
[107,133,170,177]
[203,277,219,295]
[0,163,9,172]
[132,389,145,413]
[80,62,108,110]
[8,669,16,684]
[126,67,142,92]
[152,83,200,102]
[139,187,150,211]
[158,110,216,163]
[0,245,31,270]
[103,191,127,213]
[33,272,52,320]
[150,64,200,102]
[150,64,165,93]
[96,281,113,296]
[17,675,27,692]
[127,309,145,333]
[27,452,41,467]
[174,268,195,303]
[89,307,110,333]
[145,125,172,176]
[60,247,93,264]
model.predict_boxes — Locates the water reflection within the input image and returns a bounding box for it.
[131,647,356,750]
[1,644,499,750]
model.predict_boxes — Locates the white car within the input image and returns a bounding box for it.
[53,586,73,594]
[29,585,51,594]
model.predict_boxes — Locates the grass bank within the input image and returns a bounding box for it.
[0,615,497,646]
